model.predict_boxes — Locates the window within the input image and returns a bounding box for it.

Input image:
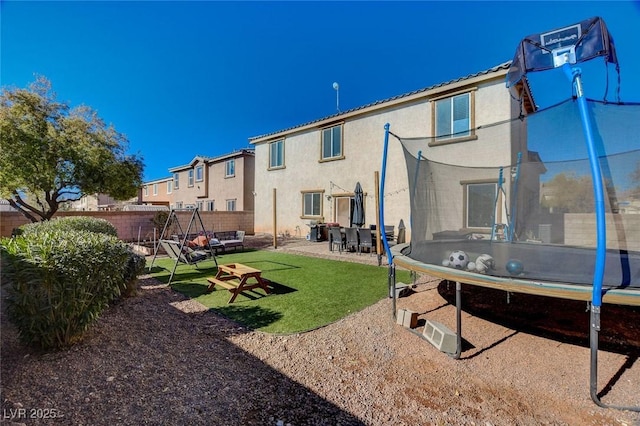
[269,139,284,169]
[226,199,236,211]
[173,173,179,190]
[197,201,203,211]
[302,191,322,217]
[435,92,471,140]
[176,201,183,209]
[195,165,204,182]
[166,180,172,194]
[321,125,342,160]
[153,183,158,196]
[188,169,194,187]
[207,200,215,211]
[143,185,148,197]
[226,159,235,177]
[465,182,497,229]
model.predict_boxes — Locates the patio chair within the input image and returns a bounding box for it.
[384,225,395,244]
[358,227,375,255]
[344,227,359,253]
[329,227,344,253]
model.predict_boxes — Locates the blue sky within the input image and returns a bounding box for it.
[3,1,640,182]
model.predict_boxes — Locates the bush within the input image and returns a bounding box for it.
[19,216,118,238]
[122,250,147,298]
[1,228,130,349]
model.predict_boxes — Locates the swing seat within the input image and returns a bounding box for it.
[160,239,209,264]
[158,239,217,284]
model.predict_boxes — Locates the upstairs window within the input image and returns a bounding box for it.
[269,139,284,169]
[188,169,194,187]
[173,173,179,190]
[321,125,342,160]
[195,165,204,182]
[435,92,472,141]
[153,183,158,196]
[143,186,148,197]
[226,159,235,177]
[167,180,172,194]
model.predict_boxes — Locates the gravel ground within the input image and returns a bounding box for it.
[2,235,639,425]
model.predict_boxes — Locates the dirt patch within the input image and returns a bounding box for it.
[2,235,639,425]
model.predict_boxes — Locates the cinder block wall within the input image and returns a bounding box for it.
[1,210,254,241]
[564,213,640,251]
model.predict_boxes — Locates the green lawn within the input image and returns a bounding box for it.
[148,250,411,334]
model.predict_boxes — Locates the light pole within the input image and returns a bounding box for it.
[332,82,340,113]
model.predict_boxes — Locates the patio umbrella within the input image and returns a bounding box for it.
[351,181,365,227]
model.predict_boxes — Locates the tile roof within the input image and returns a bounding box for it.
[249,61,513,141]
[168,149,255,173]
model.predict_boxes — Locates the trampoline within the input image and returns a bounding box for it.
[378,17,640,410]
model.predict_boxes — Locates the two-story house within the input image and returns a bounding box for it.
[141,176,174,207]
[165,149,255,212]
[249,62,534,240]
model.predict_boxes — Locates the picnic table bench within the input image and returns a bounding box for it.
[206,263,270,303]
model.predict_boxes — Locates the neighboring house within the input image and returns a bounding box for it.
[67,193,141,211]
[0,199,16,212]
[167,149,255,212]
[141,176,174,207]
[249,62,535,239]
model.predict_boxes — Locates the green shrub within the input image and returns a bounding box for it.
[1,229,130,349]
[19,216,118,238]
[122,250,147,298]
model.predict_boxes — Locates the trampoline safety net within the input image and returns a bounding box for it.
[397,99,640,287]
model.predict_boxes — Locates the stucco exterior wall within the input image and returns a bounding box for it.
[252,71,519,241]
[208,156,254,211]
[142,178,174,206]
[172,158,208,206]
[167,151,255,212]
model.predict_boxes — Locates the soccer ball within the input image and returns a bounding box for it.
[475,254,495,274]
[448,250,469,269]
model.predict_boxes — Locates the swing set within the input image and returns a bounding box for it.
[148,208,218,284]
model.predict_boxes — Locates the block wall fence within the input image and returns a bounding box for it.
[564,213,640,251]
[4,211,639,250]
[0,210,255,242]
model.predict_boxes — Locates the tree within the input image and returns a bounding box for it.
[541,173,595,213]
[0,76,143,222]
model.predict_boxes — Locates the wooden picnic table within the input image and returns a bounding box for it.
[206,263,270,303]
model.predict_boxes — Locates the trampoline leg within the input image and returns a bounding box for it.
[589,305,640,412]
[589,305,605,407]
[389,264,397,320]
[449,281,462,359]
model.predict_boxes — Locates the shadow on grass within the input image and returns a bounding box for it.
[153,267,218,284]
[241,260,301,273]
[171,282,209,298]
[217,305,284,330]
[171,279,297,301]
[266,280,297,295]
